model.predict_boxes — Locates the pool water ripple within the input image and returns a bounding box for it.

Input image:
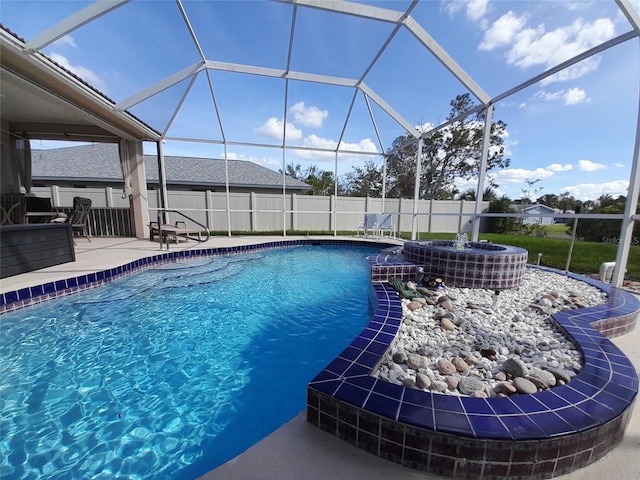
[0,245,377,479]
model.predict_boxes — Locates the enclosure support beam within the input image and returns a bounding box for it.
[472,105,494,241]
[612,87,640,287]
[411,137,423,240]
[156,141,169,225]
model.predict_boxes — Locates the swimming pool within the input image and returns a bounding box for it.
[0,245,379,479]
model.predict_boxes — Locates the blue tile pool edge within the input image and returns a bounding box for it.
[307,262,639,479]
[0,239,396,313]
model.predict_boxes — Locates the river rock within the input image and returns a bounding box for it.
[416,373,431,389]
[446,376,459,390]
[525,375,549,390]
[407,301,423,311]
[441,317,456,330]
[529,367,557,387]
[513,377,538,394]
[502,357,529,378]
[402,378,417,388]
[431,380,448,392]
[392,351,407,364]
[458,376,485,395]
[437,358,456,375]
[547,368,574,384]
[493,371,507,382]
[407,353,429,370]
[480,347,497,360]
[452,356,469,372]
[499,381,517,394]
[439,299,454,311]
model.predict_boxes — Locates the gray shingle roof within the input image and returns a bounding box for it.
[32,143,310,190]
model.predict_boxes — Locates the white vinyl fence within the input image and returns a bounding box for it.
[31,186,488,235]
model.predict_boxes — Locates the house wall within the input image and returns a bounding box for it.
[521,206,556,225]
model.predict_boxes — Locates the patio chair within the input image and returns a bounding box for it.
[375,213,395,238]
[357,213,379,237]
[0,193,26,225]
[65,196,92,242]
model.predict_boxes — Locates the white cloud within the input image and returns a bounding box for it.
[448,0,490,25]
[493,167,556,185]
[219,150,281,169]
[561,179,629,201]
[533,88,589,105]
[563,87,589,105]
[480,11,529,50]
[255,117,303,141]
[541,58,601,85]
[48,52,107,92]
[614,162,625,168]
[466,0,490,23]
[481,13,615,83]
[534,90,563,102]
[416,121,436,133]
[547,163,573,172]
[53,35,77,49]
[578,159,605,171]
[289,102,328,128]
[507,18,615,70]
[293,135,378,161]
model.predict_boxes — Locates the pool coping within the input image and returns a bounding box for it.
[307,251,639,479]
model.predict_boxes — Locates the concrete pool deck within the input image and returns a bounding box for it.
[1,236,638,480]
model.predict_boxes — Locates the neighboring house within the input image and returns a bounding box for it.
[31,143,310,194]
[511,203,557,225]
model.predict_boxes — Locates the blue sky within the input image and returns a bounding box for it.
[3,0,640,201]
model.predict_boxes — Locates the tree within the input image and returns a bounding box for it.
[537,193,559,209]
[575,195,639,242]
[520,178,542,204]
[457,186,498,201]
[342,160,384,197]
[486,195,520,234]
[385,94,510,200]
[280,163,336,195]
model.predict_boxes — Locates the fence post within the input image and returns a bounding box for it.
[205,190,212,230]
[291,193,297,231]
[250,191,257,233]
[106,187,114,207]
[50,185,61,207]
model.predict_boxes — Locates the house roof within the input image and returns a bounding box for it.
[511,203,558,213]
[31,143,310,191]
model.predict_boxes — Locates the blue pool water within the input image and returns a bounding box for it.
[0,245,378,479]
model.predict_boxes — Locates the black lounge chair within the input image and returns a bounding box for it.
[65,196,92,242]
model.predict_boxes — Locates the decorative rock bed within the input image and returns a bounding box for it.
[373,269,607,399]
[308,250,640,480]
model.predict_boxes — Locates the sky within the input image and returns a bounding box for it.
[3,0,640,202]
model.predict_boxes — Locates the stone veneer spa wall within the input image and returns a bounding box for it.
[403,240,528,289]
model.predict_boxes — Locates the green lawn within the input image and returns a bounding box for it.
[211,229,639,281]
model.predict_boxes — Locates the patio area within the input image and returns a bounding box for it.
[0,236,638,479]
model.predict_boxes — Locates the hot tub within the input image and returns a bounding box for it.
[403,240,528,289]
